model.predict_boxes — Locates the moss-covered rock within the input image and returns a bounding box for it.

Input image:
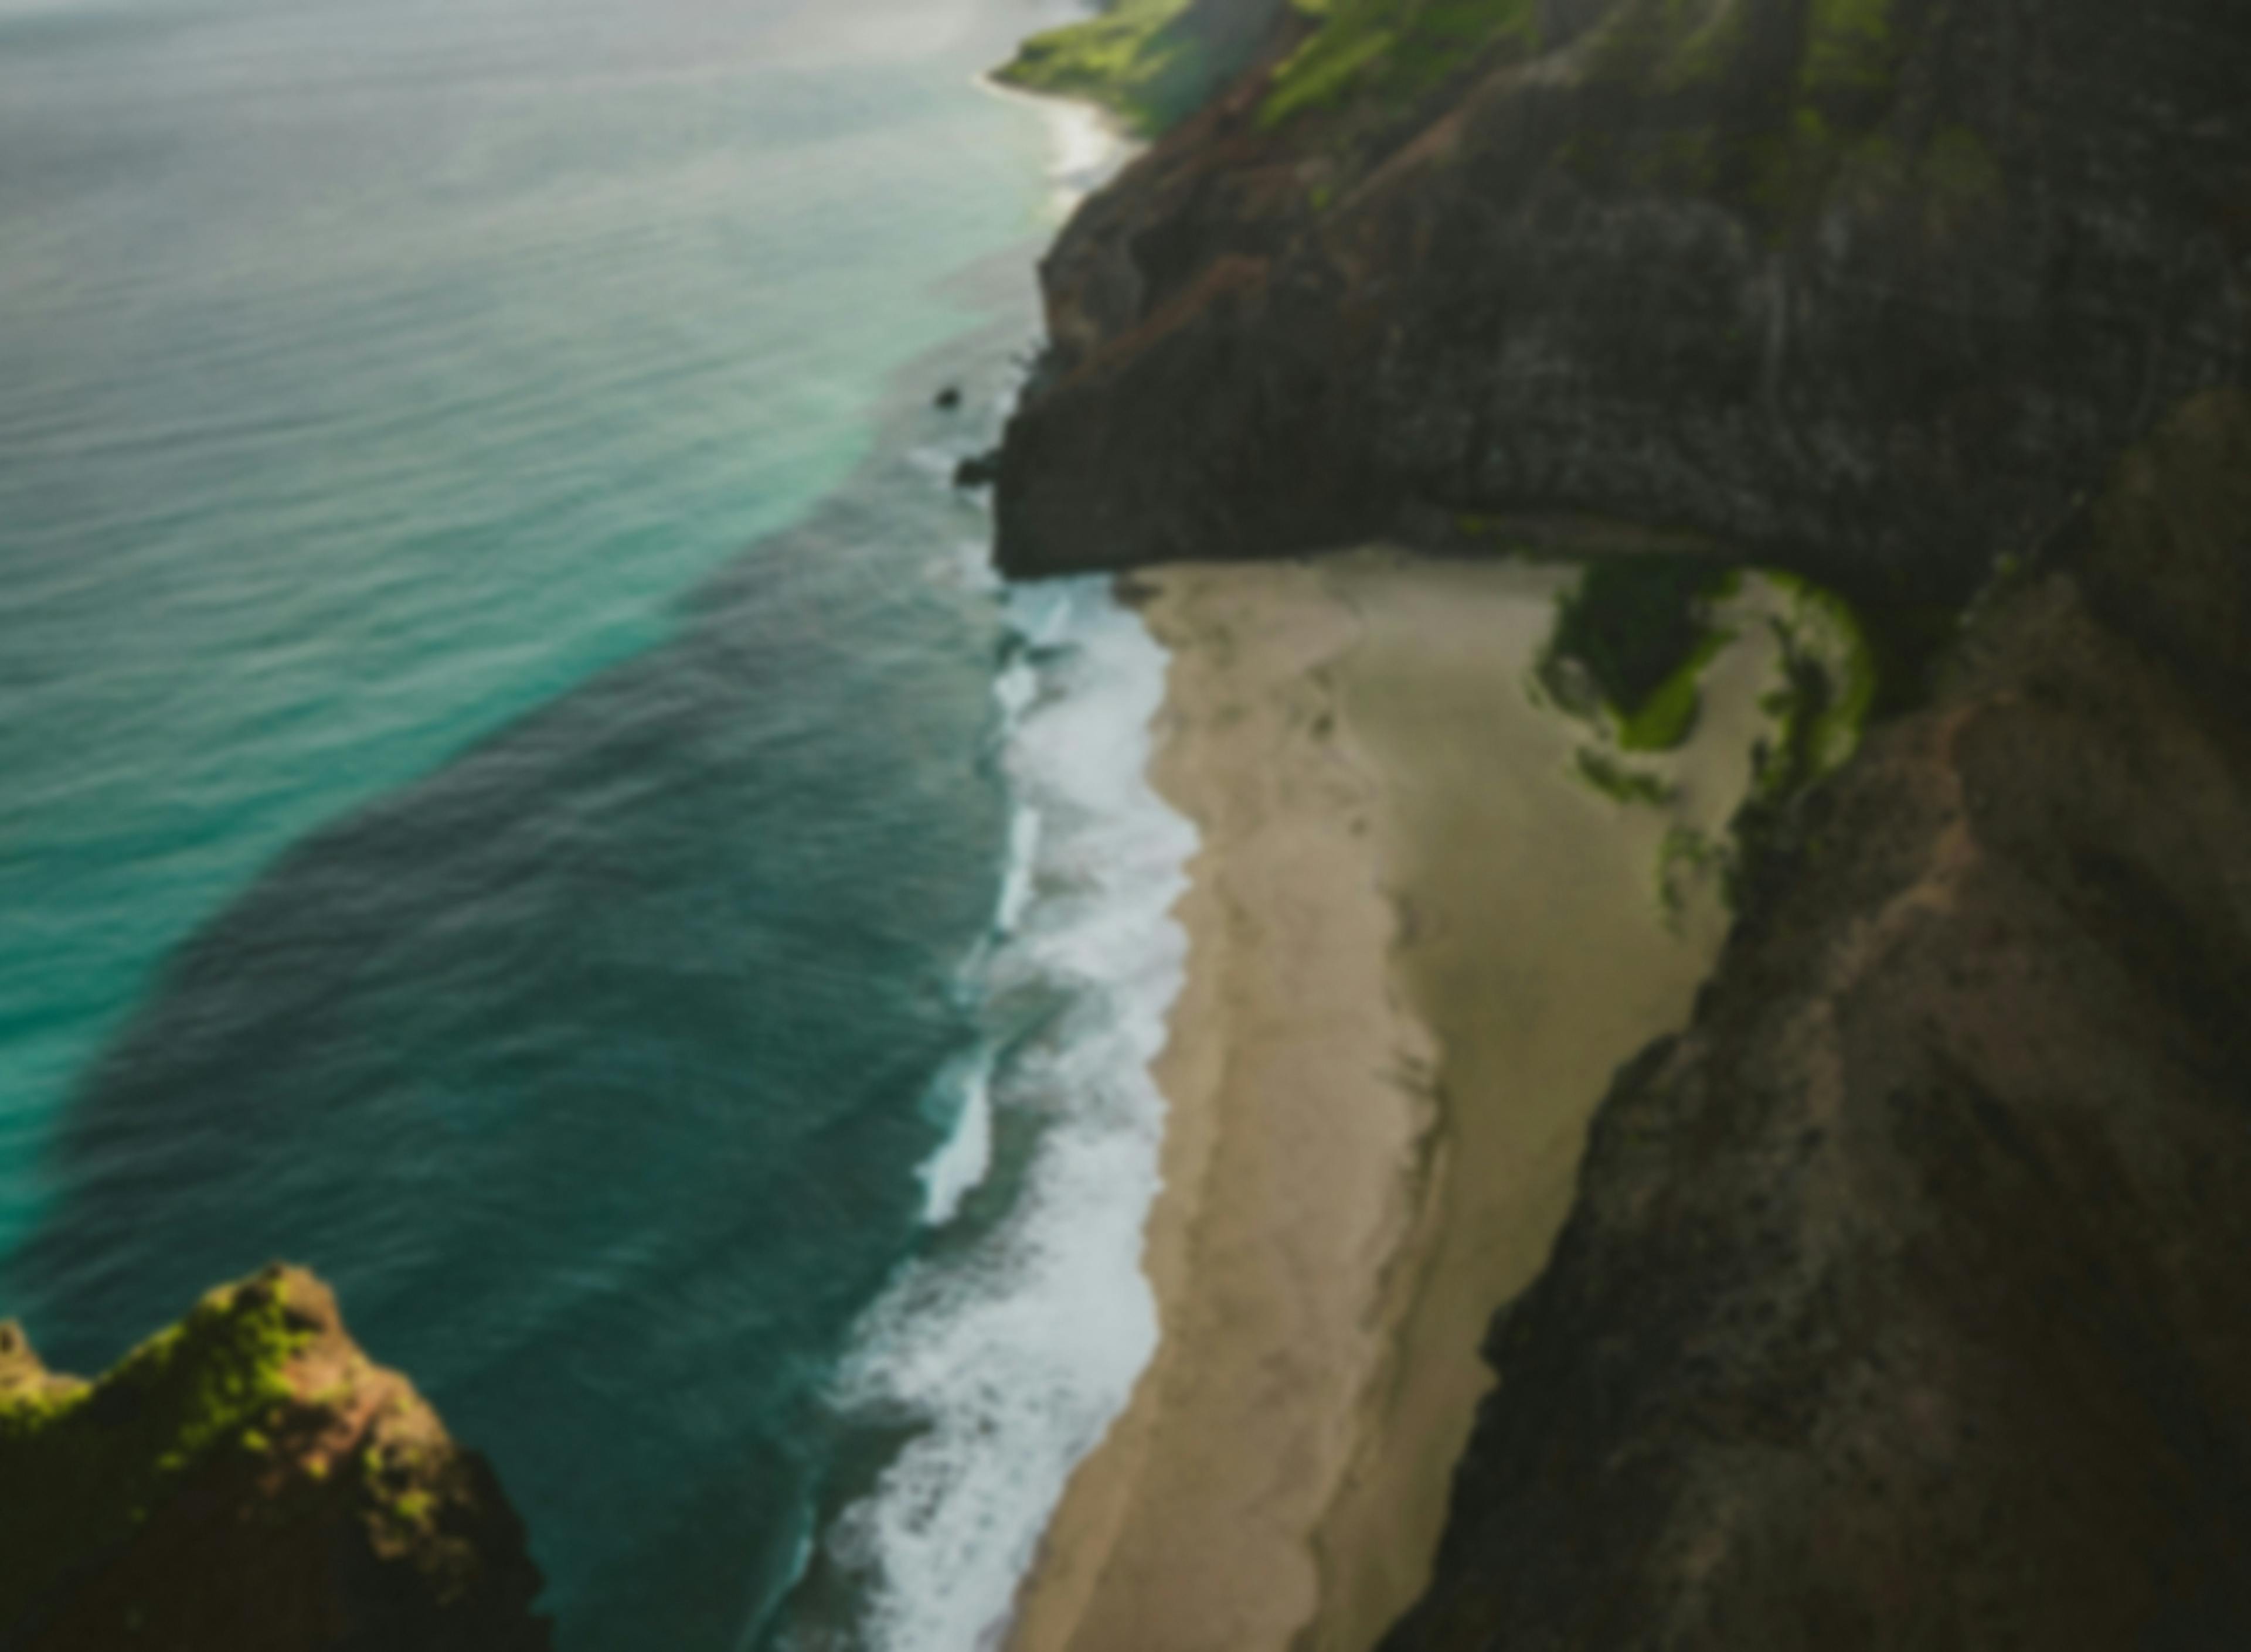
[1,1266,549,1652]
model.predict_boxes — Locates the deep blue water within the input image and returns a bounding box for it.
[0,1,1189,1647]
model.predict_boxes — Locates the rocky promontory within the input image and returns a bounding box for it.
[997,0,2250,605]
[0,1265,549,1651]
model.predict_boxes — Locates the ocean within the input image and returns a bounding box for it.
[0,1,1191,1646]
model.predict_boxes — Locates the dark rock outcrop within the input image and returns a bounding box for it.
[0,1266,550,1652]
[997,0,2251,604]
[1381,390,2251,1650]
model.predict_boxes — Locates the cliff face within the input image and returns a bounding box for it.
[0,1266,550,1652]
[1380,390,2251,1650]
[997,0,2251,604]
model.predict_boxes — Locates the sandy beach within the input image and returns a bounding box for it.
[1005,550,1777,1652]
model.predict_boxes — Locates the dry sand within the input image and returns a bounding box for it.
[1006,550,1777,1652]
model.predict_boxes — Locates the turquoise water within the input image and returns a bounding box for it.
[0,1,1193,1646]
[0,0,1061,1245]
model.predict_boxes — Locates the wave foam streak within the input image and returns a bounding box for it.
[810,578,1193,1652]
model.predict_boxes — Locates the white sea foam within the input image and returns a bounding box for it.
[919,1047,998,1229]
[995,802,1042,936]
[927,537,1005,593]
[907,444,966,485]
[1039,99,1130,216]
[975,55,1136,220]
[812,577,1196,1652]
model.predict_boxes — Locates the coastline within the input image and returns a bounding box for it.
[974,73,1137,217]
[1008,550,1770,1652]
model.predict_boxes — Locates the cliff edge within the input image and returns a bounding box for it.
[996,0,2250,604]
[994,0,1298,135]
[1382,391,2251,1649]
[0,1265,550,1652]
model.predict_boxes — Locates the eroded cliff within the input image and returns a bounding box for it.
[997,0,2250,605]
[0,1265,549,1651]
[1380,389,2251,1650]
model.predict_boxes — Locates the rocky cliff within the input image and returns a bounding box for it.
[996,0,2250,605]
[0,1265,549,1652]
[1380,385,2251,1648]
[995,2,2251,1644]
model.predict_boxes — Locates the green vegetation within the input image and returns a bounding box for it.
[1719,572,1878,909]
[1582,0,1893,104]
[1541,557,1733,751]
[0,1275,314,1617]
[1664,0,1752,89]
[995,0,1208,135]
[1260,0,1540,128]
[1531,564,1879,917]
[1801,0,1895,98]
[1576,748,1679,807]
[1538,563,1875,779]
[1585,0,1750,93]
[1617,624,1736,751]
[1529,563,1882,919]
[1567,0,1971,242]
[1658,823,1730,924]
[1764,571,1876,774]
[1918,122,2004,230]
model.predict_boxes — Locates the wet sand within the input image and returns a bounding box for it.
[1007,551,1772,1652]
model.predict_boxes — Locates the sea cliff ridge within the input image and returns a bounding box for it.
[994,0,2251,1647]
[995,0,2249,607]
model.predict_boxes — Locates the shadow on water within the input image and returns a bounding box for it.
[3,291,1043,1651]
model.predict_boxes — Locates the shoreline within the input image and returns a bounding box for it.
[973,72,1138,217]
[1007,551,1769,1652]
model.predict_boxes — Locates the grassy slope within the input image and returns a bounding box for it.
[994,0,1216,134]
[1261,0,1538,125]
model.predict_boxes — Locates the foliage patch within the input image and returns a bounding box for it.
[1261,0,1541,127]
[996,0,1209,135]
[1541,556,1733,749]
[0,1276,314,1620]
[1577,748,1679,806]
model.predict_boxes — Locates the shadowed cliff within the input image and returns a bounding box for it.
[997,0,2250,604]
[1380,390,2251,1650]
